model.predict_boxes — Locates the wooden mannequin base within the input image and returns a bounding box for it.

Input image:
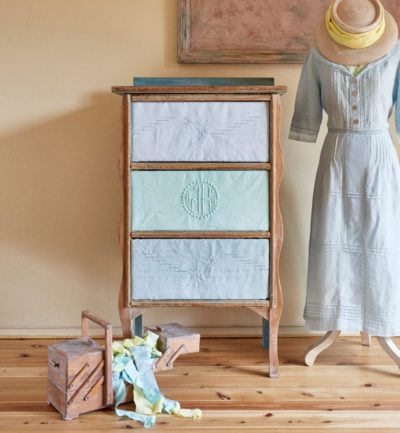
[305,330,400,369]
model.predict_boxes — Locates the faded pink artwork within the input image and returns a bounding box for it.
[179,0,400,63]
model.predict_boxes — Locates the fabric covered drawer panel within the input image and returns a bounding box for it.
[131,102,269,162]
[131,170,269,231]
[131,239,269,300]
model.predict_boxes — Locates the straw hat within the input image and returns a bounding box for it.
[315,0,398,65]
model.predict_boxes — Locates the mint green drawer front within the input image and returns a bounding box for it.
[131,170,269,231]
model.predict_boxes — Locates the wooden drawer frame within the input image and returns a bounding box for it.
[112,86,286,377]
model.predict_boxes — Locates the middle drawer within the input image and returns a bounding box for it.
[131,170,269,231]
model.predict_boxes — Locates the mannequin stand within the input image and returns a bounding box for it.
[305,331,400,369]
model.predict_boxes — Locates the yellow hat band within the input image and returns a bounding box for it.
[325,3,386,49]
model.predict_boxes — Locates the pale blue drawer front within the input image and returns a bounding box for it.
[131,170,269,231]
[132,239,269,300]
[131,102,269,162]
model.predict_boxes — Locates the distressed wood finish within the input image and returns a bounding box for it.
[118,95,132,338]
[130,162,271,171]
[178,0,306,64]
[146,323,201,372]
[47,312,113,420]
[112,85,286,95]
[177,0,400,65]
[112,85,287,377]
[131,231,270,239]
[130,94,275,103]
[80,311,113,407]
[267,94,284,378]
[130,300,270,308]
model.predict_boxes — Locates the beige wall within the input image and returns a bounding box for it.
[0,0,327,335]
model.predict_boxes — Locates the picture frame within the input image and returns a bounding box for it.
[178,0,400,64]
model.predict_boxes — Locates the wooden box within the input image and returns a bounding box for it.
[147,323,200,371]
[47,311,113,420]
[112,84,287,377]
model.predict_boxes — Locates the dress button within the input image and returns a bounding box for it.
[353,119,360,125]
[351,90,358,97]
[352,105,358,111]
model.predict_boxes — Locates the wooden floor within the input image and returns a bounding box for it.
[1,336,400,432]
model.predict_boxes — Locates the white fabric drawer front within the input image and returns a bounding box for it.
[131,239,269,300]
[131,101,269,162]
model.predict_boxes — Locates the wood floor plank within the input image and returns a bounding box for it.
[1,337,400,431]
[1,410,400,432]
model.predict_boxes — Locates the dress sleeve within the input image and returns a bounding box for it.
[395,62,400,139]
[289,50,323,143]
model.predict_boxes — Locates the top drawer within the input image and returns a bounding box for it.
[131,101,269,162]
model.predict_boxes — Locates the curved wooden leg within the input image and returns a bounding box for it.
[304,331,341,367]
[118,207,132,338]
[118,282,132,338]
[377,337,400,369]
[248,306,279,377]
[268,307,282,378]
[361,332,371,346]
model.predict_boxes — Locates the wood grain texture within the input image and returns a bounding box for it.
[112,86,287,95]
[268,94,284,378]
[2,337,400,432]
[118,95,132,338]
[81,311,113,406]
[131,231,270,239]
[129,301,270,308]
[130,162,271,171]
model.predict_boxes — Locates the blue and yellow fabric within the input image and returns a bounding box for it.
[112,332,201,428]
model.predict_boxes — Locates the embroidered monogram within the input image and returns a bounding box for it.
[181,180,219,219]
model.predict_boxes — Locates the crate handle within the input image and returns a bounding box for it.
[81,311,113,406]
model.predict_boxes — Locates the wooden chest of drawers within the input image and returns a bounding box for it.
[112,85,286,377]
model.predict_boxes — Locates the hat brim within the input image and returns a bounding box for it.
[315,10,399,65]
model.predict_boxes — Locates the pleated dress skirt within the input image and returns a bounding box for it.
[304,130,400,336]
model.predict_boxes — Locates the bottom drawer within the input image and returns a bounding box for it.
[131,239,269,300]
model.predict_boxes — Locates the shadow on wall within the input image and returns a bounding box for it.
[279,170,308,326]
[0,92,122,296]
[0,87,305,330]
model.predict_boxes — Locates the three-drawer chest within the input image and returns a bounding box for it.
[112,84,287,377]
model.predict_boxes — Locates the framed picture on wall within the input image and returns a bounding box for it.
[178,0,400,64]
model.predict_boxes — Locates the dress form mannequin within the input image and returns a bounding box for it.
[304,63,400,368]
[289,0,400,369]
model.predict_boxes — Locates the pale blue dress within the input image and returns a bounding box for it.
[289,41,400,336]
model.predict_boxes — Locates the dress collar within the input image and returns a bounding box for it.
[311,40,400,78]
